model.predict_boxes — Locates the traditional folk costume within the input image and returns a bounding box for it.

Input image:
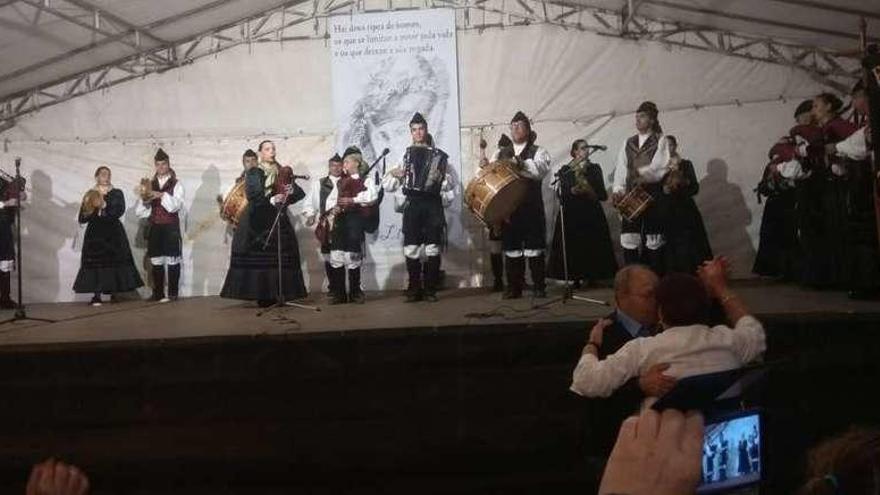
[660,149,713,275]
[326,147,380,304]
[546,154,617,284]
[611,102,672,275]
[220,158,308,305]
[0,176,22,308]
[484,134,514,292]
[73,187,143,304]
[799,115,858,289]
[303,154,344,300]
[135,149,185,302]
[492,111,552,299]
[753,101,814,279]
[830,110,878,298]
[382,113,456,303]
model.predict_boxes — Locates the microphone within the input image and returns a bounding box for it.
[291,174,310,181]
[380,148,390,157]
[586,145,607,151]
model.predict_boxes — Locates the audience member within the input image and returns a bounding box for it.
[599,407,704,495]
[26,459,89,495]
[798,427,880,495]
[570,256,766,401]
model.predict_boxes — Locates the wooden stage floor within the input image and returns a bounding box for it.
[1,280,879,349]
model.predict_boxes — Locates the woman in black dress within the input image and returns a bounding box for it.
[73,166,144,306]
[547,139,618,287]
[220,140,308,307]
[661,136,713,274]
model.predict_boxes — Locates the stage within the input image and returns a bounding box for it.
[1,281,879,349]
[0,282,878,494]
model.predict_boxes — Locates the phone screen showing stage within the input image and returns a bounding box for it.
[698,410,761,493]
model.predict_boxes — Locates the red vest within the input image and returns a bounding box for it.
[149,175,179,225]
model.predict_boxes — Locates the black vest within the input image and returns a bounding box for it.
[624,134,659,191]
[319,176,334,215]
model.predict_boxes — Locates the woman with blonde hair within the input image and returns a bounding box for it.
[73,166,143,306]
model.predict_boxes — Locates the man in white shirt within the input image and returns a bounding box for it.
[303,153,344,301]
[570,256,766,401]
[491,111,552,299]
[611,101,671,275]
[136,149,186,302]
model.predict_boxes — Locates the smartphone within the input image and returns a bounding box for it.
[698,409,762,493]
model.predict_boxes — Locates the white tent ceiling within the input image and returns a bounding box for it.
[0,0,878,124]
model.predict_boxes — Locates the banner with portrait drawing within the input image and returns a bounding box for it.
[329,9,462,287]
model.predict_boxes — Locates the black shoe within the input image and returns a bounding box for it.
[149,292,164,302]
[405,289,423,303]
[330,294,348,305]
[502,288,522,300]
[349,290,365,304]
[257,299,275,308]
[423,292,438,303]
[90,294,103,307]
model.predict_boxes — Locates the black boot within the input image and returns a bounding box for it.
[503,256,525,299]
[490,253,504,292]
[423,256,441,302]
[623,248,640,265]
[329,267,348,305]
[0,271,15,309]
[167,264,181,301]
[150,265,166,301]
[348,267,365,304]
[528,255,547,298]
[405,257,423,302]
[324,261,336,296]
[90,293,103,307]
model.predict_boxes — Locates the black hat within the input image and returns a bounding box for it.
[794,100,813,118]
[409,112,427,127]
[329,153,343,163]
[511,111,530,125]
[497,134,513,148]
[342,146,361,159]
[154,148,169,162]
[243,149,257,158]
[636,101,659,119]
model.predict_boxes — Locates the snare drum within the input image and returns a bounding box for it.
[616,184,654,222]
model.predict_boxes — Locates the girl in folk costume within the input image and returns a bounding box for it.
[136,148,185,302]
[324,147,379,304]
[825,82,880,300]
[220,140,308,307]
[801,93,859,290]
[546,139,617,286]
[660,135,712,275]
[302,153,345,301]
[0,173,24,308]
[753,100,815,279]
[73,166,144,306]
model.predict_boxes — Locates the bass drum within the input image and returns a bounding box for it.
[220,180,248,225]
[464,160,528,227]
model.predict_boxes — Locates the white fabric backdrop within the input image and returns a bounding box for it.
[0,22,827,303]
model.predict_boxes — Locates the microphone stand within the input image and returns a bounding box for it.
[533,161,608,309]
[263,174,319,312]
[0,158,57,325]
